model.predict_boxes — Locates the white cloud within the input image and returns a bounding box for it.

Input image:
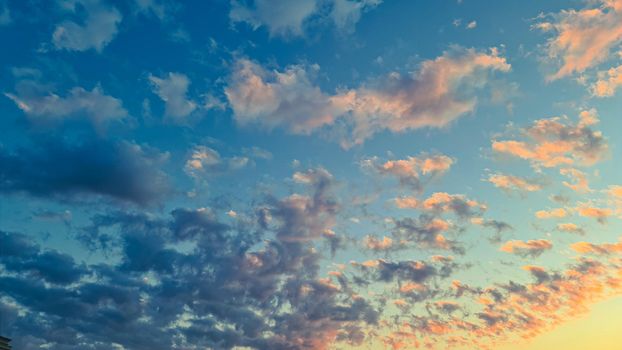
[148,72,197,119]
[229,0,380,38]
[5,80,127,127]
[52,0,122,52]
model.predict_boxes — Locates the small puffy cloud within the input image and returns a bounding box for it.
[500,239,553,257]
[225,59,340,134]
[487,173,543,193]
[592,64,622,96]
[576,203,613,223]
[5,80,127,129]
[492,110,607,168]
[226,48,510,146]
[556,223,585,235]
[466,20,477,29]
[536,0,622,80]
[363,154,453,191]
[392,216,464,253]
[571,237,622,254]
[229,0,380,38]
[535,208,567,219]
[420,192,486,219]
[149,72,197,119]
[363,235,395,252]
[230,0,318,37]
[184,145,250,178]
[560,168,591,193]
[52,0,122,52]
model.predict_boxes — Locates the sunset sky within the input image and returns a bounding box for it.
[1,0,622,349]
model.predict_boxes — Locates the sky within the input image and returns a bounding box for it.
[1,0,622,349]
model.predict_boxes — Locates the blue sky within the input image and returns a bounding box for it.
[2,0,622,349]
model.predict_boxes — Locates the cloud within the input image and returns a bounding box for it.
[0,231,87,285]
[571,237,622,254]
[392,215,464,253]
[492,109,608,168]
[363,153,453,191]
[0,138,170,205]
[229,0,380,38]
[226,48,510,146]
[5,80,127,129]
[576,203,613,223]
[352,257,455,284]
[0,0,11,26]
[184,145,250,178]
[487,173,543,192]
[556,222,585,235]
[500,239,552,257]
[535,208,567,219]
[225,59,341,134]
[471,218,514,243]
[420,192,486,219]
[592,64,622,96]
[560,167,591,192]
[466,20,477,29]
[148,72,198,119]
[537,0,622,80]
[363,235,395,252]
[1,169,382,349]
[52,0,122,52]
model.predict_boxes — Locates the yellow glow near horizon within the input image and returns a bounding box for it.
[497,297,622,350]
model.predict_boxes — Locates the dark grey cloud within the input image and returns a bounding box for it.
[0,168,378,350]
[0,138,170,205]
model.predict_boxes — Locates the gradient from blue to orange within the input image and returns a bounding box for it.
[1,0,622,349]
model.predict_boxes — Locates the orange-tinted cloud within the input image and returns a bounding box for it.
[571,237,622,254]
[487,173,543,192]
[537,0,622,80]
[500,239,553,257]
[576,203,613,223]
[535,208,568,219]
[492,110,608,168]
[364,154,453,191]
[592,64,622,96]
[560,168,591,193]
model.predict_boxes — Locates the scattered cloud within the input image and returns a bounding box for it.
[576,203,613,223]
[5,80,127,129]
[536,0,622,80]
[492,109,608,168]
[591,64,622,96]
[226,48,511,146]
[556,222,585,235]
[363,153,453,191]
[487,173,543,193]
[571,237,622,254]
[52,0,122,52]
[148,72,198,119]
[560,167,591,193]
[535,208,567,219]
[500,239,552,257]
[229,0,380,38]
